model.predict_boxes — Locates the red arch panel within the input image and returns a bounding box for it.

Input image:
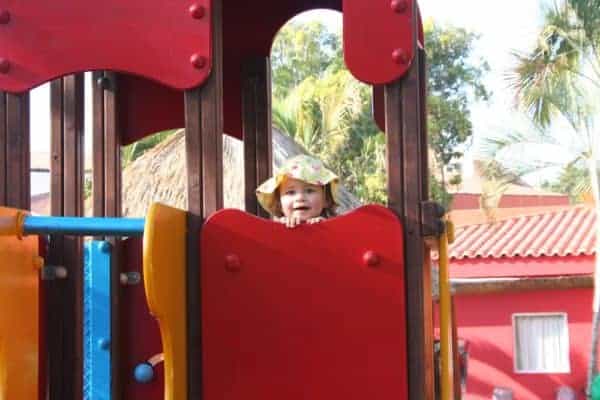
[201,205,408,400]
[0,0,212,93]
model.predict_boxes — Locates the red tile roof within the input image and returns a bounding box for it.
[450,206,596,260]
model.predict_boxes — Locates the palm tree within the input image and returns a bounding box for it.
[482,1,600,395]
[271,69,389,204]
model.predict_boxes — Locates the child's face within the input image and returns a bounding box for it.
[279,177,326,221]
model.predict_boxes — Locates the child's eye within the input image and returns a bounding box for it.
[305,188,316,194]
[285,190,295,195]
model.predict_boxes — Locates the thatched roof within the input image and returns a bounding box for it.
[122,128,361,217]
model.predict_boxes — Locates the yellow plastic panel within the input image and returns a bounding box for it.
[0,207,39,400]
[143,203,187,400]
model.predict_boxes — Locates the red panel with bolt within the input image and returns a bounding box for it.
[201,205,408,400]
[0,0,212,92]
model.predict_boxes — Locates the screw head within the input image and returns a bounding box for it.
[363,251,380,267]
[190,53,206,69]
[225,254,241,272]
[390,0,408,13]
[189,4,205,19]
[97,338,110,350]
[0,58,10,74]
[99,241,112,253]
[0,10,10,24]
[96,76,111,90]
[392,48,408,65]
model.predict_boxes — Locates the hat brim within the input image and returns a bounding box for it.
[256,174,339,216]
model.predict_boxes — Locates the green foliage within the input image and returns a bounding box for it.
[425,19,490,193]
[430,174,453,210]
[121,130,177,168]
[272,19,489,206]
[542,161,591,203]
[273,65,384,204]
[271,21,342,99]
[481,0,600,216]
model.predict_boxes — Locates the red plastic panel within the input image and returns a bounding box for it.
[0,0,212,93]
[120,238,164,400]
[343,0,414,84]
[201,205,408,400]
[118,75,184,145]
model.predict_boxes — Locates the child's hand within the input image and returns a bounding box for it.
[277,216,324,228]
[278,216,303,228]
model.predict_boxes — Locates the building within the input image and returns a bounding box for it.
[448,205,594,399]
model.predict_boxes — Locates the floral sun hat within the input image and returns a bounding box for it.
[256,154,339,216]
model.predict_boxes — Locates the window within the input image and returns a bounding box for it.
[513,313,570,373]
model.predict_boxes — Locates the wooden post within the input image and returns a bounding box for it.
[184,0,224,398]
[242,56,272,217]
[451,275,594,294]
[384,25,434,400]
[92,70,123,399]
[0,91,30,209]
[48,74,85,400]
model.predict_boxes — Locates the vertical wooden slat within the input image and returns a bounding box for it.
[103,71,122,400]
[92,71,106,217]
[0,92,6,204]
[242,56,272,217]
[63,74,85,400]
[48,74,85,400]
[185,0,224,399]
[47,79,66,400]
[103,71,121,218]
[5,92,30,209]
[418,46,436,400]
[384,18,433,400]
[51,80,65,217]
[185,88,204,400]
[92,70,123,400]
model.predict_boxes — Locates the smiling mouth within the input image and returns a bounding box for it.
[293,206,309,211]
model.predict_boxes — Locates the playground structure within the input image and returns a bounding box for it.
[0,0,458,399]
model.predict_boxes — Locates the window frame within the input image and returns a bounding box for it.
[512,312,570,374]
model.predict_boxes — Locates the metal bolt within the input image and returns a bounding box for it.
[41,265,68,280]
[190,53,206,69]
[120,271,141,285]
[362,250,380,267]
[390,0,408,13]
[0,10,10,24]
[97,338,110,350]
[96,76,111,90]
[99,241,111,253]
[392,48,408,65]
[225,254,241,272]
[189,4,205,19]
[0,58,10,74]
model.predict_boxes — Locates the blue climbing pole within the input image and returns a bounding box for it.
[84,241,112,400]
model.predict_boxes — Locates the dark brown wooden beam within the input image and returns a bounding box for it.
[48,74,85,400]
[103,72,121,218]
[242,56,272,217]
[385,36,434,400]
[451,275,593,295]
[0,91,30,209]
[184,1,224,399]
[92,70,123,400]
[92,71,106,217]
